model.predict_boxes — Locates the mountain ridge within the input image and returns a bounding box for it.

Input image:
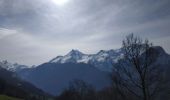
[49,48,124,72]
[1,46,169,72]
[0,46,170,95]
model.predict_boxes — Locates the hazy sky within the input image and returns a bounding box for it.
[0,0,170,65]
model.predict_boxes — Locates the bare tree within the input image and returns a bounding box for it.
[111,34,166,100]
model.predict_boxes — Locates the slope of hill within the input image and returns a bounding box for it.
[0,95,22,100]
[0,66,50,99]
[17,63,111,95]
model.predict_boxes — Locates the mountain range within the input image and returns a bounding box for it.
[0,46,170,96]
[49,49,124,72]
[1,48,124,72]
[0,60,29,72]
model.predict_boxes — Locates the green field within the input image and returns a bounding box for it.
[0,95,22,100]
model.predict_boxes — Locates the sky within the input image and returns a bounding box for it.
[0,0,170,66]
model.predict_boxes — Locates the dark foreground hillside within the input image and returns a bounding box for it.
[0,95,22,100]
[0,66,53,100]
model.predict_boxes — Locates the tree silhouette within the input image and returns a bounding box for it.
[111,33,166,100]
[56,79,96,100]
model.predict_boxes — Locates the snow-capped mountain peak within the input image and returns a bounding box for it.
[50,49,85,63]
[0,60,29,72]
[50,49,124,71]
[65,49,84,59]
[67,49,83,56]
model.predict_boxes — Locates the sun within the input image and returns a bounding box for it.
[52,0,69,6]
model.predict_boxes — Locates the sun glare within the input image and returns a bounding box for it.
[52,0,69,6]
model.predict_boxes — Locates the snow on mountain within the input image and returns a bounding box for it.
[16,46,170,95]
[0,60,29,72]
[49,49,124,72]
[50,49,84,63]
[49,46,170,72]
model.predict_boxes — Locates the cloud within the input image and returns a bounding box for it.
[0,28,18,39]
[0,0,169,65]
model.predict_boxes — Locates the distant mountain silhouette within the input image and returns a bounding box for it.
[17,63,110,95]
